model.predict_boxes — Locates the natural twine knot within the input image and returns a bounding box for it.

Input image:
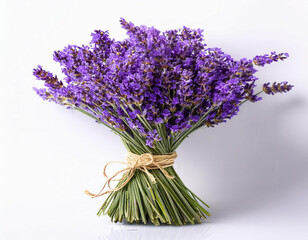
[84,152,177,198]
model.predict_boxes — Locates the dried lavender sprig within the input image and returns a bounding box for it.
[253,52,289,67]
[263,82,294,95]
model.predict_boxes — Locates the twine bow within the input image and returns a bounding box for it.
[84,152,177,198]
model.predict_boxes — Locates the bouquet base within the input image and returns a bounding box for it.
[97,166,210,226]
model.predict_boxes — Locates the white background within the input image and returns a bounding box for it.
[1,0,308,239]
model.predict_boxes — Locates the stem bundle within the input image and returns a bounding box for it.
[98,166,210,225]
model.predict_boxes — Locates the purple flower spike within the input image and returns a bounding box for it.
[33,18,293,141]
[263,82,294,95]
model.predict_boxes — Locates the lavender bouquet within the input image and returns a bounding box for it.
[33,18,293,225]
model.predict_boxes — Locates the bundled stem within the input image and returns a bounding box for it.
[97,165,210,225]
[79,95,265,225]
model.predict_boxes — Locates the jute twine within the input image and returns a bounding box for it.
[84,152,177,198]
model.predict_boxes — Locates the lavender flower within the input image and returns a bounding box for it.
[253,52,289,66]
[146,129,161,148]
[33,18,293,152]
[32,19,296,227]
[263,82,293,95]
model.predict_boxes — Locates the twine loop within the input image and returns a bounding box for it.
[84,152,177,198]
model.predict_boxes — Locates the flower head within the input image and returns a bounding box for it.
[33,18,293,146]
[263,82,293,95]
